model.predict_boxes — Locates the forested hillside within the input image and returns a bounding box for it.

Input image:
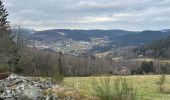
[28,29,135,41]
[113,30,170,46]
[134,36,170,58]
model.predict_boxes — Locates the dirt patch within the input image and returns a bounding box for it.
[0,73,10,80]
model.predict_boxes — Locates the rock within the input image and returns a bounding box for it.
[64,96,74,100]
[15,96,33,100]
[0,74,55,100]
[36,96,46,100]
[4,98,15,100]
[0,85,5,92]
[23,85,42,100]
[6,74,19,80]
[0,89,15,98]
[46,94,58,100]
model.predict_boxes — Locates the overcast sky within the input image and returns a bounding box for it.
[3,0,170,31]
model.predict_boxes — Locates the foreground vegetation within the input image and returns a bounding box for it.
[64,75,170,100]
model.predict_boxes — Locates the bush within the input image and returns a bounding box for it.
[141,61,154,73]
[131,61,155,75]
[92,76,137,100]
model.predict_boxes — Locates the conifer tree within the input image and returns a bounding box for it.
[0,0,9,33]
[0,0,19,72]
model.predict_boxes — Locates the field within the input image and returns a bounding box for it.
[64,75,170,100]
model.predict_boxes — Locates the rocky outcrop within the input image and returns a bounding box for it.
[0,74,57,100]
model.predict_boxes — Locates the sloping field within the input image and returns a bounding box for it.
[64,75,170,100]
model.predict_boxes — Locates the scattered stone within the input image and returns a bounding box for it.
[0,74,75,100]
[46,94,58,100]
[0,74,55,100]
[0,85,5,92]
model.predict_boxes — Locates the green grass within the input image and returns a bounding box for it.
[64,75,170,100]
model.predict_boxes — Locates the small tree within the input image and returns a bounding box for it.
[50,51,64,84]
[58,51,63,76]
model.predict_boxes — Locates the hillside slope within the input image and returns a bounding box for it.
[134,36,170,58]
[113,30,170,46]
[28,29,136,41]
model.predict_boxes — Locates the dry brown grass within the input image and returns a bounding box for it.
[44,86,98,100]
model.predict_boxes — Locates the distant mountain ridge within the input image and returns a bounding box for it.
[27,29,136,41]
[24,29,170,43]
[22,28,170,53]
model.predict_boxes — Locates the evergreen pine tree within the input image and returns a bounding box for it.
[0,0,19,72]
[0,0,9,33]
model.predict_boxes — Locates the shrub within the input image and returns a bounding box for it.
[51,73,64,84]
[141,61,154,73]
[92,76,137,100]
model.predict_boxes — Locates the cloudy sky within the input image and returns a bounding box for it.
[3,0,170,31]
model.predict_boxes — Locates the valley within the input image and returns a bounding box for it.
[1,0,170,99]
[23,29,170,56]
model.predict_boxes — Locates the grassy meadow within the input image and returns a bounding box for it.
[64,75,170,100]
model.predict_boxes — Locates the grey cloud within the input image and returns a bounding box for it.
[3,0,170,30]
